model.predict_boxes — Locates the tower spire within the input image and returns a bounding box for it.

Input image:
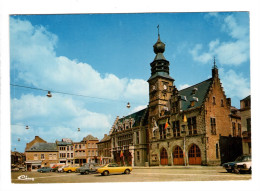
[157,24,160,38]
[148,27,174,82]
[213,56,217,69]
[212,56,218,78]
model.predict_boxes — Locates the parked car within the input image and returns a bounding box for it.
[37,167,52,173]
[235,160,252,174]
[63,165,79,173]
[76,163,99,175]
[222,155,251,173]
[11,167,20,172]
[96,163,132,176]
[58,165,68,173]
[51,165,64,172]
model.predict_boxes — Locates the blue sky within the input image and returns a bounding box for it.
[10,12,250,152]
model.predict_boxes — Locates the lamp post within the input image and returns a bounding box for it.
[181,114,187,166]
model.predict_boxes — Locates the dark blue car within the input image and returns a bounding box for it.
[223,155,251,173]
[37,167,52,173]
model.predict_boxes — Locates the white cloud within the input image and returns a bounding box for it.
[219,68,250,99]
[11,93,112,142]
[10,18,149,149]
[190,14,249,66]
[10,17,148,101]
[206,12,219,18]
[178,84,191,90]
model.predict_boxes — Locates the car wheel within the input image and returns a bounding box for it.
[248,167,252,174]
[80,172,84,175]
[85,171,89,175]
[68,170,71,173]
[103,170,109,176]
[40,170,43,173]
[226,169,232,173]
[124,169,130,174]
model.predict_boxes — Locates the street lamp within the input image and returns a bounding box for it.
[126,102,131,108]
[46,91,52,97]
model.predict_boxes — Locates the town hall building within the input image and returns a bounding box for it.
[107,31,243,167]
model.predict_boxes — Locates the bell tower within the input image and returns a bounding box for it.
[148,27,174,122]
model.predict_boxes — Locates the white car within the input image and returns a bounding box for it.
[235,161,252,174]
[57,165,68,173]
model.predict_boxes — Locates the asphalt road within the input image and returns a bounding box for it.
[11,166,251,183]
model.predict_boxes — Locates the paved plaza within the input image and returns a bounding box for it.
[11,166,251,183]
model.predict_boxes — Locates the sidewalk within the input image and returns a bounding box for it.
[133,165,223,169]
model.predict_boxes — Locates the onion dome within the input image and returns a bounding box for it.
[153,36,165,54]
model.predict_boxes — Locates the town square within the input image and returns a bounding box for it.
[1,1,260,191]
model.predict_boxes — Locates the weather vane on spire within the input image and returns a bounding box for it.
[157,24,160,37]
[213,56,217,68]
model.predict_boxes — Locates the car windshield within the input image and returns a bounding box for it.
[241,156,251,161]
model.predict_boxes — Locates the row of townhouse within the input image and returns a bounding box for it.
[24,135,99,171]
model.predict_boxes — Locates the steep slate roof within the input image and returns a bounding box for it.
[179,78,212,111]
[26,143,57,152]
[118,108,148,127]
[241,95,250,101]
[148,71,174,81]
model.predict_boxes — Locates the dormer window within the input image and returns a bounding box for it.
[192,87,198,94]
[190,97,198,107]
[180,95,187,101]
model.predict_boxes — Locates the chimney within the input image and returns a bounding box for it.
[227,98,231,107]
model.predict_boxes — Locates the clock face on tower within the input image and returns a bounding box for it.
[163,84,167,90]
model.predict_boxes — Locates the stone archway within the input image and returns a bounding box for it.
[160,147,168,165]
[173,146,184,165]
[188,144,201,165]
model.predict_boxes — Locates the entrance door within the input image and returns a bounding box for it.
[127,151,132,166]
[160,148,168,165]
[188,144,201,165]
[173,146,184,165]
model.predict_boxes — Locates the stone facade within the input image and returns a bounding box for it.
[104,35,241,166]
[97,134,112,165]
[240,96,251,154]
[110,109,148,166]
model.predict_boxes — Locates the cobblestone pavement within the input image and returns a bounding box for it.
[11,166,251,184]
